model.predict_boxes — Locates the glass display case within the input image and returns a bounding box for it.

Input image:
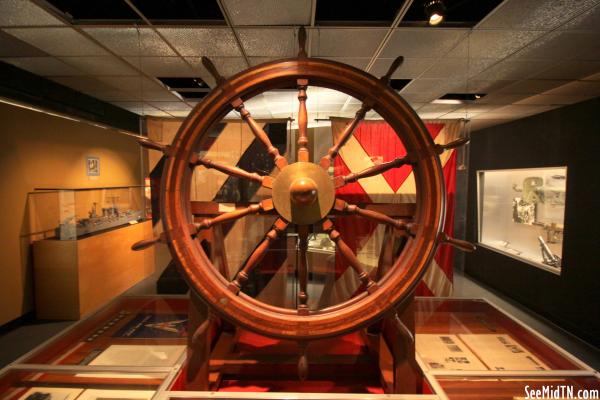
[477,167,567,273]
[27,186,150,241]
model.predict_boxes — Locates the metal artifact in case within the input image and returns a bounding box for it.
[477,167,567,273]
[27,186,150,241]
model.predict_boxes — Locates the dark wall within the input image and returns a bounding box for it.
[465,97,600,347]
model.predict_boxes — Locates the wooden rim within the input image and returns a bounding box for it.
[161,58,445,340]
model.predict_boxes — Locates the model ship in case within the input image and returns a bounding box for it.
[57,197,144,240]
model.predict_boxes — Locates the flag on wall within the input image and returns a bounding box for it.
[330,118,462,297]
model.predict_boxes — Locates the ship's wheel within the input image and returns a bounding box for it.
[133,28,473,343]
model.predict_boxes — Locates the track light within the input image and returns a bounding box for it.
[424,0,446,26]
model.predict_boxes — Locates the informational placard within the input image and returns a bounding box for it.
[459,334,549,371]
[88,344,185,367]
[416,334,488,371]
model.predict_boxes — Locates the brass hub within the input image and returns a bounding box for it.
[272,162,335,225]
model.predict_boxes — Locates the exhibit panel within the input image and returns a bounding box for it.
[477,167,566,273]
[16,297,188,366]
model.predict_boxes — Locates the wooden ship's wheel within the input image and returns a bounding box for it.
[132,27,473,389]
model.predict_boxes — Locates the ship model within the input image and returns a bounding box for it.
[56,197,143,240]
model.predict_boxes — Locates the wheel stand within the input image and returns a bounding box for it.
[184,291,421,394]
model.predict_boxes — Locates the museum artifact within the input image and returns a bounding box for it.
[478,167,566,271]
[56,198,143,239]
[130,27,474,391]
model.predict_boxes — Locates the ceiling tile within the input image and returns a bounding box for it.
[224,0,311,25]
[50,76,114,93]
[418,103,463,114]
[140,90,182,101]
[187,56,247,86]
[324,57,371,71]
[533,60,600,80]
[470,118,512,131]
[311,28,386,57]
[513,30,600,60]
[148,101,192,111]
[158,27,241,57]
[237,28,296,57]
[60,56,138,76]
[421,58,498,79]
[514,93,595,106]
[401,79,455,97]
[3,27,108,56]
[0,0,65,26]
[400,92,440,103]
[381,29,468,58]
[583,71,600,80]
[111,101,155,113]
[495,79,571,95]
[82,27,175,57]
[370,58,435,79]
[89,90,145,102]
[464,80,515,93]
[0,30,47,57]
[140,109,173,117]
[542,80,600,96]
[249,56,278,66]
[124,56,195,77]
[467,30,544,59]
[559,4,600,31]
[96,76,165,93]
[474,93,529,104]
[485,104,559,117]
[477,0,599,30]
[1,56,83,76]
[473,59,547,81]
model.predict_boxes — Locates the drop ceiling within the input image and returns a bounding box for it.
[0,0,599,130]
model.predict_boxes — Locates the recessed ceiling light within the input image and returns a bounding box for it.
[424,0,446,26]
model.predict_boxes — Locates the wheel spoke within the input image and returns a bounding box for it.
[319,104,370,169]
[228,218,289,294]
[297,79,309,162]
[191,156,273,188]
[322,219,378,293]
[231,98,288,170]
[333,199,415,233]
[333,155,413,188]
[297,225,309,315]
[196,199,274,231]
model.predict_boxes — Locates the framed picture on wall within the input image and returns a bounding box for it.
[86,156,100,177]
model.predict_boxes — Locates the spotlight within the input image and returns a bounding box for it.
[424,0,446,26]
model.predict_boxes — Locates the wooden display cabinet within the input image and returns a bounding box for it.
[33,221,155,320]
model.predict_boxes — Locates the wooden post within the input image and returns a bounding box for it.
[381,294,420,393]
[185,291,211,390]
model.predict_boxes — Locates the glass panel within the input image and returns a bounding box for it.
[26,186,150,241]
[21,297,188,367]
[437,375,600,400]
[478,167,567,273]
[0,368,163,399]
[414,298,584,371]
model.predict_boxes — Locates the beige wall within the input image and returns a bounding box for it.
[0,101,143,326]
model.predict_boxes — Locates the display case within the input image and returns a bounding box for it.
[4,295,597,399]
[0,367,164,400]
[28,186,150,241]
[477,167,567,273]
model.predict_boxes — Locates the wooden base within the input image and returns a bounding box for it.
[184,293,420,393]
[33,221,155,320]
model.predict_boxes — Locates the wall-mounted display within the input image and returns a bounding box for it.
[477,167,567,273]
